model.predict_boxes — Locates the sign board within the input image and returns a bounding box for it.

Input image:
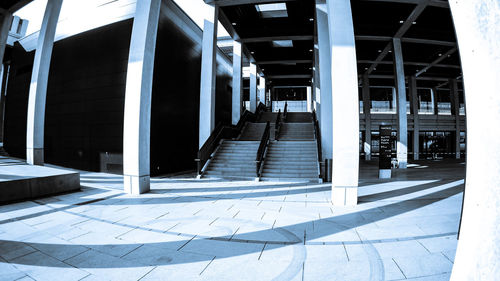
[379,125,392,170]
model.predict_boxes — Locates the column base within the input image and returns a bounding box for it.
[124,175,150,195]
[413,153,419,161]
[379,169,391,179]
[332,186,358,206]
[456,152,461,159]
[27,148,44,165]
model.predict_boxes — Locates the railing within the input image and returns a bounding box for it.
[312,110,322,162]
[195,105,266,175]
[275,109,282,140]
[256,121,270,176]
[283,102,288,122]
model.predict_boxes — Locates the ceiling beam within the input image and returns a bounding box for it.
[258,59,313,65]
[360,0,448,8]
[7,0,33,13]
[356,35,456,47]
[267,74,312,79]
[205,0,297,7]
[241,35,313,43]
[415,47,457,77]
[358,60,461,69]
[367,74,456,82]
[364,0,430,75]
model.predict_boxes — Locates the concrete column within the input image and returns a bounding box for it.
[449,2,500,280]
[409,76,419,160]
[313,43,321,121]
[122,0,161,195]
[450,78,460,159]
[26,0,63,165]
[306,86,312,112]
[0,12,12,68]
[326,0,359,206]
[362,74,371,160]
[231,40,243,125]
[315,0,332,163]
[199,4,218,147]
[392,38,408,169]
[258,76,265,106]
[432,87,439,115]
[249,62,257,112]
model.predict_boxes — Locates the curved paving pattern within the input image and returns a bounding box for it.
[0,160,464,281]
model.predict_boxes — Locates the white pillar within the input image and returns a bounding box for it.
[306,86,312,112]
[123,0,161,195]
[326,0,359,206]
[409,76,419,160]
[432,87,439,115]
[450,78,461,159]
[0,12,12,68]
[315,0,332,162]
[26,0,63,165]
[313,43,321,121]
[199,5,218,147]
[258,76,266,106]
[392,38,408,169]
[430,87,436,114]
[231,40,243,125]
[249,62,257,112]
[449,2,500,280]
[362,74,371,160]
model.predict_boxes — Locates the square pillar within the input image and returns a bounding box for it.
[313,42,321,121]
[249,62,257,112]
[327,0,359,206]
[26,0,63,165]
[123,0,161,195]
[232,40,243,125]
[392,38,408,169]
[432,87,439,115]
[199,5,219,147]
[450,78,461,159]
[0,12,12,68]
[409,76,419,160]
[258,76,266,106]
[362,74,371,160]
[306,86,312,112]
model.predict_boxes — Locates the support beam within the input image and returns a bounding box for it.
[122,0,161,195]
[392,38,408,169]
[327,0,359,206]
[415,47,457,77]
[449,1,500,280]
[432,87,438,115]
[240,35,313,43]
[362,74,371,160]
[266,74,312,79]
[449,78,460,159]
[232,40,243,125]
[249,62,257,112]
[205,0,296,6]
[409,76,419,160]
[313,43,321,118]
[199,5,218,148]
[257,60,312,65]
[306,86,312,112]
[361,0,447,8]
[0,12,12,67]
[355,35,456,46]
[358,60,461,69]
[26,0,63,165]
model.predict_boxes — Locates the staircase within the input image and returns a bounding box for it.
[202,140,259,179]
[278,123,315,140]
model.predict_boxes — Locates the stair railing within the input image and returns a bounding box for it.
[195,105,266,175]
[312,110,322,162]
[283,102,288,122]
[256,121,271,176]
[275,109,282,140]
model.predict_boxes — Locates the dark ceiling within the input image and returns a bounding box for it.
[0,0,32,13]
[216,0,462,90]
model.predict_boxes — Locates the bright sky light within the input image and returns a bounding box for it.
[15,0,230,38]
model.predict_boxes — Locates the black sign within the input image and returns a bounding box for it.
[379,125,392,169]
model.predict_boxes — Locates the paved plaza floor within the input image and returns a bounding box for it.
[0,160,465,281]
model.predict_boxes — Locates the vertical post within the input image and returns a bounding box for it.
[0,12,12,69]
[306,86,312,112]
[258,76,266,106]
[315,0,332,163]
[232,40,243,125]
[26,0,63,165]
[362,74,371,160]
[249,62,257,112]
[449,1,500,280]
[199,4,218,147]
[326,0,359,206]
[432,87,439,115]
[409,76,419,160]
[313,43,321,120]
[123,0,161,195]
[450,78,460,159]
[392,38,408,169]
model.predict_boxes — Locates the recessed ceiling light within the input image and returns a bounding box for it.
[399,20,404,24]
[232,22,237,25]
[412,21,417,24]
[388,50,392,53]
[438,53,442,56]
[378,50,382,53]
[309,67,312,70]
[309,18,314,21]
[251,51,255,54]
[373,68,377,70]
[309,49,313,52]
[365,67,368,70]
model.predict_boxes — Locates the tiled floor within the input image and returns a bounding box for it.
[0,160,464,281]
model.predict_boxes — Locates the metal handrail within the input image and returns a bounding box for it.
[195,105,267,175]
[283,102,288,122]
[275,109,282,140]
[312,110,322,162]
[256,121,270,176]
